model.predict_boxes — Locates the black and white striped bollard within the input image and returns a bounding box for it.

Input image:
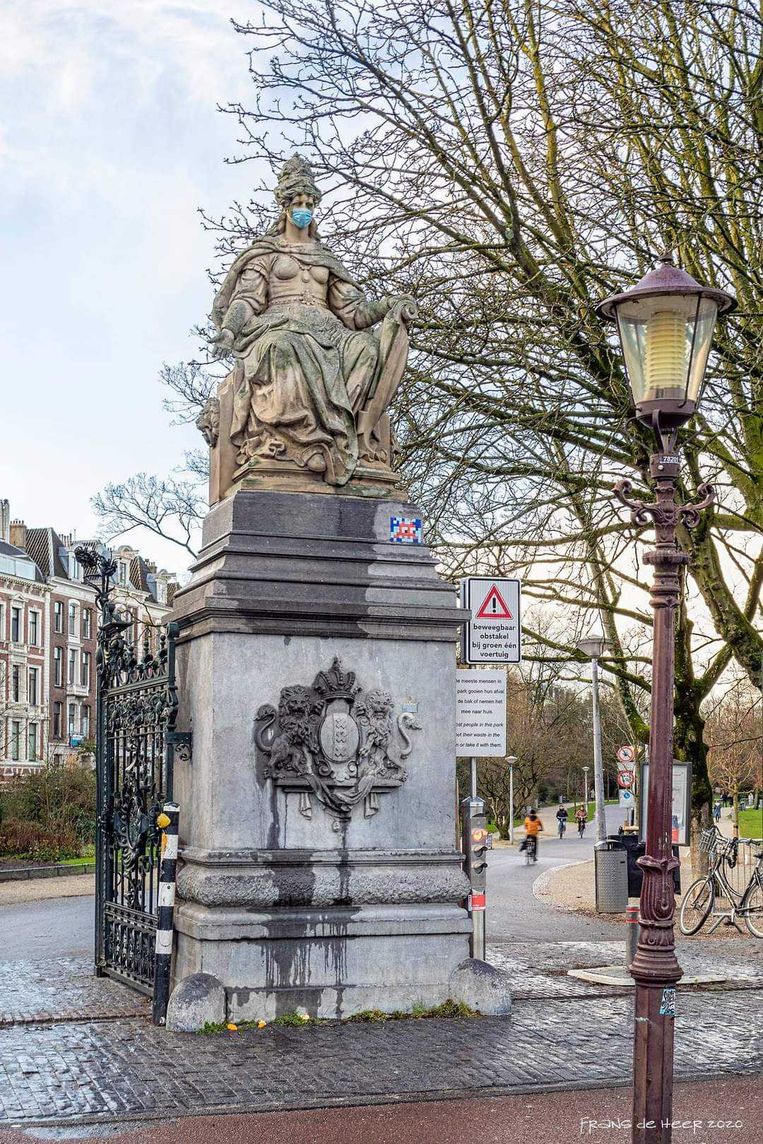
[153,802,180,1026]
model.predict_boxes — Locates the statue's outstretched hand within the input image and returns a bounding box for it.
[389,296,418,326]
[209,328,235,359]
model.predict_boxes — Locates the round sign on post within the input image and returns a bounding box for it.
[617,745,636,764]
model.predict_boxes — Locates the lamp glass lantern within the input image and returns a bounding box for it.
[596,255,736,434]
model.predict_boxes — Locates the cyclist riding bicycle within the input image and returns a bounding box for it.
[575,805,588,837]
[556,806,568,838]
[523,808,543,861]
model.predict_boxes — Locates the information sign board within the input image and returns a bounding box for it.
[460,578,521,664]
[639,761,692,847]
[455,669,507,757]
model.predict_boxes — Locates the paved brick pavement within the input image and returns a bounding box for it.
[2,939,757,1028]
[0,989,761,1126]
[488,939,763,999]
[0,960,149,1027]
[0,940,760,1128]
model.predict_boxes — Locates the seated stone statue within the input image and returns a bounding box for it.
[201,155,416,499]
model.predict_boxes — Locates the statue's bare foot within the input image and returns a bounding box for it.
[306,451,326,473]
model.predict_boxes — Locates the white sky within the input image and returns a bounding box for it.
[0,1,267,576]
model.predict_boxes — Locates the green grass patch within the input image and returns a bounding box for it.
[738,806,763,840]
[198,999,481,1034]
[273,1011,316,1027]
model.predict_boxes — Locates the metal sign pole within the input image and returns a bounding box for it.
[461,796,488,961]
[509,760,515,845]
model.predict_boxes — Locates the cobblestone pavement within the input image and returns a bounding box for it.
[0,960,149,1027]
[0,990,761,1126]
[488,938,763,999]
[0,941,760,1127]
[2,938,757,1026]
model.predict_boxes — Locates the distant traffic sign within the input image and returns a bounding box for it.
[460,577,521,664]
[617,745,636,764]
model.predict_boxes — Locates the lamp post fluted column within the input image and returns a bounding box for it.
[615,454,713,1143]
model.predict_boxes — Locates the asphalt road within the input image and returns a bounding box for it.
[486,806,628,942]
[0,896,93,961]
[0,808,630,960]
[0,1076,757,1143]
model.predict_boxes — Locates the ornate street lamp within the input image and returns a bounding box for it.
[597,255,735,1144]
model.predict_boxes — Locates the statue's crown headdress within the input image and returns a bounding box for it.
[275,154,322,207]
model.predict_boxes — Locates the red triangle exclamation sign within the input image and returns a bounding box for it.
[475,584,513,619]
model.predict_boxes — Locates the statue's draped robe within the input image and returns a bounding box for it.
[213,238,390,486]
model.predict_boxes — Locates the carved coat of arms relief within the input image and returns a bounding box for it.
[255,658,420,826]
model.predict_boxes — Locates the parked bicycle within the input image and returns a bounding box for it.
[679,826,763,938]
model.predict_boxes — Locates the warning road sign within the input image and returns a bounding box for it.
[475,584,513,619]
[460,577,521,664]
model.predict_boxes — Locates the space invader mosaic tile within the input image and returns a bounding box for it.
[389,516,423,544]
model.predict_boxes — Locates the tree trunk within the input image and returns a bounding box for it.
[673,678,712,879]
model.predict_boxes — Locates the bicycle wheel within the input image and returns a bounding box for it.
[679,876,715,935]
[742,878,763,939]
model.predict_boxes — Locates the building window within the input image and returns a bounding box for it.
[28,667,38,707]
[118,561,128,586]
[82,608,92,639]
[54,601,64,633]
[68,649,76,686]
[27,723,37,762]
[29,611,40,646]
[11,607,21,643]
[68,602,77,634]
[68,703,76,737]
[11,721,20,761]
[81,651,91,690]
[11,664,21,702]
[53,701,62,739]
[54,646,63,687]
[81,705,91,738]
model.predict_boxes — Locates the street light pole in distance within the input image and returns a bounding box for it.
[506,755,517,844]
[576,633,610,845]
[597,252,735,1144]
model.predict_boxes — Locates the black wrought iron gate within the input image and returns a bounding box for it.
[75,547,183,994]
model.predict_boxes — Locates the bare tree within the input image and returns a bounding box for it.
[706,683,763,831]
[92,473,206,559]
[94,0,762,855]
[211,0,762,850]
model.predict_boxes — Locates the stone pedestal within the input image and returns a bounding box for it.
[170,490,470,1020]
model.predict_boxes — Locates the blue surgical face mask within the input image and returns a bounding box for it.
[290,207,313,230]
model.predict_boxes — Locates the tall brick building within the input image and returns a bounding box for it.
[0,501,179,776]
[23,525,98,764]
[0,506,49,778]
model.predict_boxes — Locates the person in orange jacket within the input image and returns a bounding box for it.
[523,808,543,860]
